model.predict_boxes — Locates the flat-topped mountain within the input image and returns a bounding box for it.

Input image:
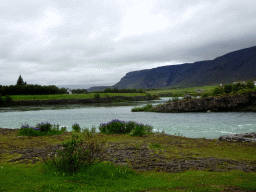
[88,46,256,91]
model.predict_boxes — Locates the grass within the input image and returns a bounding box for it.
[1,129,256,191]
[147,86,217,97]
[131,103,157,112]
[11,93,146,101]
[1,162,255,191]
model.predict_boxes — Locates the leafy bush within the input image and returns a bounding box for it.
[232,82,246,93]
[99,119,153,136]
[3,95,12,105]
[224,84,233,93]
[60,126,67,132]
[130,124,146,136]
[37,122,51,132]
[201,92,209,98]
[212,86,224,96]
[145,93,152,99]
[72,123,81,132]
[246,80,255,89]
[94,93,100,100]
[0,94,4,105]
[43,134,105,173]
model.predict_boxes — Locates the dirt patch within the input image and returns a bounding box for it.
[1,128,256,173]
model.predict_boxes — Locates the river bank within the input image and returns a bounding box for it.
[3,95,158,107]
[1,128,256,191]
[1,128,256,173]
[154,91,256,113]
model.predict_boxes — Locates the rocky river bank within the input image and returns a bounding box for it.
[154,91,256,113]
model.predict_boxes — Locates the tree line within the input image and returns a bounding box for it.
[0,75,67,96]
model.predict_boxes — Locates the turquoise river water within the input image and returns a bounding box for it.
[0,97,255,139]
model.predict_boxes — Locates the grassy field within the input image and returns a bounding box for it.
[11,93,146,101]
[147,86,218,97]
[9,86,216,101]
[1,129,256,191]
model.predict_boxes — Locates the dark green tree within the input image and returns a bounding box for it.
[16,75,26,86]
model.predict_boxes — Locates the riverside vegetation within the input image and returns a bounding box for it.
[132,80,256,112]
[0,121,256,191]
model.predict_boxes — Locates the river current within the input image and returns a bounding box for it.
[0,97,255,139]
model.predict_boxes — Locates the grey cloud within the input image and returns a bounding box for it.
[0,0,256,86]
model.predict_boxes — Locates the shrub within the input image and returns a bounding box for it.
[131,103,155,112]
[224,84,232,93]
[72,123,81,132]
[37,122,52,132]
[18,122,65,136]
[212,86,224,96]
[99,119,153,136]
[0,94,4,106]
[232,82,244,93]
[43,133,105,173]
[172,97,179,102]
[94,93,100,100]
[246,80,255,89]
[60,126,67,132]
[201,92,209,98]
[91,126,96,133]
[4,95,12,105]
[130,124,146,136]
[145,93,152,99]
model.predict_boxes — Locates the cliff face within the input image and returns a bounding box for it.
[112,46,256,89]
[155,91,256,113]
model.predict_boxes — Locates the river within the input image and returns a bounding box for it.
[0,97,255,139]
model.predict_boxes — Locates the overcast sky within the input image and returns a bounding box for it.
[1,0,256,88]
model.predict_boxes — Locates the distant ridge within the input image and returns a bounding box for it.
[88,46,256,91]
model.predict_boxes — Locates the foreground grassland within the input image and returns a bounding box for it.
[11,93,146,101]
[1,129,256,191]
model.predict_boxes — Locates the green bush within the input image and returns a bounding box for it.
[232,82,246,93]
[0,94,4,106]
[246,80,255,89]
[131,103,155,112]
[4,94,12,102]
[72,123,81,132]
[94,93,100,100]
[201,92,210,98]
[224,84,233,93]
[212,86,224,96]
[43,134,105,173]
[145,93,152,99]
[37,122,51,132]
[130,124,146,136]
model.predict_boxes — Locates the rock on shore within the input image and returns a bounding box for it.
[155,91,256,113]
[218,132,256,142]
